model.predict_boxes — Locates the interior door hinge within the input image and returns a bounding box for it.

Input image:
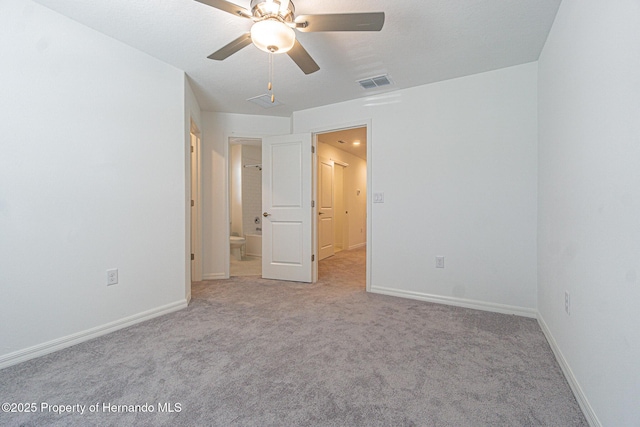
[191,200,195,207]
[312,146,315,154]
[312,254,315,262]
[191,253,195,261]
[312,200,315,208]
[191,145,194,153]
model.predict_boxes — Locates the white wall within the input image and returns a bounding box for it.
[0,0,188,365]
[333,165,345,250]
[200,112,290,279]
[294,63,539,314]
[317,143,367,250]
[537,1,640,425]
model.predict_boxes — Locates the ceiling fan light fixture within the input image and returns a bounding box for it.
[251,19,296,54]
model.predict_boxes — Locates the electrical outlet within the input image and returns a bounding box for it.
[107,269,118,286]
[436,256,445,268]
[565,291,570,315]
[373,192,385,203]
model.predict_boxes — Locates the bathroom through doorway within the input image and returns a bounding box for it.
[228,137,263,277]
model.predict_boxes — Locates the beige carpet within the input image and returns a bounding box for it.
[0,247,586,426]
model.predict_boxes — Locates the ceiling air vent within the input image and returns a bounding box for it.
[357,74,393,90]
[247,94,282,109]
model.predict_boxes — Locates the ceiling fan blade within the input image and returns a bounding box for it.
[194,0,252,19]
[295,12,384,32]
[208,33,252,60]
[287,40,320,75]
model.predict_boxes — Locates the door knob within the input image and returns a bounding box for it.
[263,212,271,217]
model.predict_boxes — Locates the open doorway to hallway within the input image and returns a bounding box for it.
[315,126,367,287]
[318,246,367,289]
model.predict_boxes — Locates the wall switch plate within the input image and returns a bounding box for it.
[373,192,385,203]
[107,269,118,286]
[436,256,445,268]
[565,291,570,315]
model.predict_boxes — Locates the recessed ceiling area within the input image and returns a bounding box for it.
[31,0,562,117]
[317,127,367,160]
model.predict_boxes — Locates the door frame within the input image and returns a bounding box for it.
[311,120,372,291]
[190,121,202,283]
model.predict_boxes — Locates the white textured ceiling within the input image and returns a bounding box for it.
[32,0,561,117]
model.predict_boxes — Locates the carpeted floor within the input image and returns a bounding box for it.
[0,247,587,426]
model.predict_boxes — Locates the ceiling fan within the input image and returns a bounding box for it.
[195,0,385,75]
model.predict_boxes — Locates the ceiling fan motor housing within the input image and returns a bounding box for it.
[250,0,295,22]
[199,0,383,74]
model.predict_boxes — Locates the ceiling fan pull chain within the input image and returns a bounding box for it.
[268,52,272,91]
[268,52,275,103]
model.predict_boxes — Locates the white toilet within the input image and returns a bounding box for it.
[230,235,246,261]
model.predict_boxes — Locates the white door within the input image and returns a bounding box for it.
[318,157,335,260]
[262,133,313,282]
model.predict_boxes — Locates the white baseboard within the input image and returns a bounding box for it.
[348,242,366,250]
[202,273,227,280]
[370,285,537,318]
[0,300,188,370]
[537,315,601,427]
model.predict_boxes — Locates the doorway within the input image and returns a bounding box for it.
[223,128,368,286]
[226,132,314,283]
[315,126,368,286]
[228,137,263,277]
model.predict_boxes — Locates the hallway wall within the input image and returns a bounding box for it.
[317,142,367,250]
